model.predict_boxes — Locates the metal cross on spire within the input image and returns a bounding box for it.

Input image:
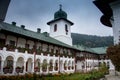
[59,4,62,10]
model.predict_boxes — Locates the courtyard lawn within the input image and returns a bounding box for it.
[0,71,106,80]
[39,71,105,80]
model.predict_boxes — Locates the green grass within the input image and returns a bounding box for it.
[36,71,105,80]
[0,70,107,80]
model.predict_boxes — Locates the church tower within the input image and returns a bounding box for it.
[47,5,74,46]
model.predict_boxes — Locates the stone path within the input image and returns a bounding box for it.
[104,70,120,80]
[105,75,120,80]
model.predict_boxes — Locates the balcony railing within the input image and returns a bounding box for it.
[0,44,75,59]
[3,68,13,74]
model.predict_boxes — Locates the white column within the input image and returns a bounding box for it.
[32,61,34,73]
[62,63,64,72]
[1,60,4,74]
[23,61,26,74]
[40,60,43,74]
[66,63,68,71]
[13,61,17,74]
[52,63,55,72]
[47,63,49,73]
[58,62,59,73]
[40,63,42,74]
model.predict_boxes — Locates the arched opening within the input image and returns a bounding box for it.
[42,59,47,72]
[64,61,67,70]
[82,61,85,70]
[68,61,71,70]
[35,59,40,72]
[54,60,58,71]
[3,56,14,74]
[16,57,24,73]
[49,59,53,71]
[72,61,74,70]
[107,61,110,69]
[103,62,107,67]
[26,58,33,72]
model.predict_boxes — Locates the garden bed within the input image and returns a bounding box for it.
[0,70,106,80]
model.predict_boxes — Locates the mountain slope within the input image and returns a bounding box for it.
[71,33,113,48]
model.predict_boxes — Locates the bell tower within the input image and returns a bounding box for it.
[47,5,74,46]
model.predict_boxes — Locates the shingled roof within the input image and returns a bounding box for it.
[0,22,77,50]
[0,22,106,54]
[74,45,107,54]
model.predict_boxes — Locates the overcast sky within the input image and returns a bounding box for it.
[5,0,113,36]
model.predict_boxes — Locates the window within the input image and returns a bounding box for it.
[54,24,57,32]
[7,60,13,67]
[9,40,15,46]
[25,44,29,49]
[65,24,68,35]
[0,38,5,46]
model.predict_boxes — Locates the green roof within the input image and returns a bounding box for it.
[0,22,76,50]
[0,22,107,55]
[47,5,73,25]
[54,5,67,19]
[91,47,107,54]
[47,18,74,25]
[73,45,95,53]
[73,45,107,54]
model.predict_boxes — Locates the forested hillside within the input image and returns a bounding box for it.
[71,33,113,48]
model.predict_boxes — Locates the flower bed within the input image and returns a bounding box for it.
[0,69,107,80]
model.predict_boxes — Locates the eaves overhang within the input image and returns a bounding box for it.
[93,0,116,27]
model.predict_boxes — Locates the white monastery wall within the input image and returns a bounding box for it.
[49,20,72,46]
[110,1,120,44]
[17,38,26,48]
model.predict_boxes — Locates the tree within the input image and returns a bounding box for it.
[107,44,120,71]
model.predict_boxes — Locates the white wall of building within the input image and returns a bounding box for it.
[49,19,73,46]
[76,60,83,71]
[110,1,120,44]
[0,47,75,75]
[17,38,26,48]
[6,35,17,45]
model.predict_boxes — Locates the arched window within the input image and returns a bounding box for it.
[54,24,57,32]
[65,24,68,35]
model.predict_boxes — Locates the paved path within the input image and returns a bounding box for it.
[105,75,120,80]
[105,70,120,80]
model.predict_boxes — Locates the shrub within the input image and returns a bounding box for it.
[107,44,120,71]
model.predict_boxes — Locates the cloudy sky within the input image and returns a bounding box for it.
[5,0,113,36]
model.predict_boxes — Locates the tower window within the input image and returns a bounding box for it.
[54,24,57,32]
[65,24,68,35]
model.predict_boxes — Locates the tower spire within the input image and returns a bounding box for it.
[59,4,62,11]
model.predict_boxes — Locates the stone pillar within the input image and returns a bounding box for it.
[1,60,4,74]
[52,63,55,72]
[40,63,42,74]
[70,66,72,71]
[40,60,43,74]
[61,63,64,72]
[47,63,49,73]
[23,61,26,74]
[66,63,68,71]
[58,61,59,73]
[13,61,17,74]
[32,61,34,73]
